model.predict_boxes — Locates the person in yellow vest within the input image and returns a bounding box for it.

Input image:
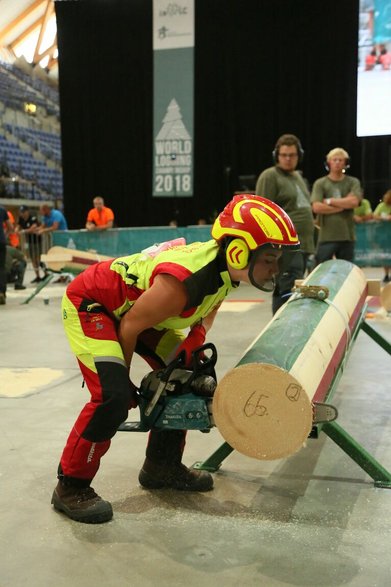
[373,189,391,282]
[52,194,300,524]
[353,198,373,223]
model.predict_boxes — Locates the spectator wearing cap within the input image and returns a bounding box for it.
[85,197,115,231]
[17,205,44,283]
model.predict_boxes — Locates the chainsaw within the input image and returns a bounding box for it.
[118,341,338,434]
[118,343,217,433]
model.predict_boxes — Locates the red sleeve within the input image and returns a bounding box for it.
[175,323,206,368]
[151,261,192,284]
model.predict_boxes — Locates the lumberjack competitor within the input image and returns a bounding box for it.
[52,194,300,523]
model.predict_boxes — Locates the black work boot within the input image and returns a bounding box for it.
[51,480,113,524]
[139,458,213,491]
[139,429,213,492]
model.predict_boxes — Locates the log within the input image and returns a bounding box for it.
[40,246,112,273]
[213,260,368,460]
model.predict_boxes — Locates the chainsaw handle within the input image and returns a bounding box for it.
[191,342,217,370]
[162,350,187,381]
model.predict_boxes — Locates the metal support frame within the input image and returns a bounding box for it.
[21,273,53,304]
[21,269,75,305]
[194,316,391,488]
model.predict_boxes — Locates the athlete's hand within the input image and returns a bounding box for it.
[128,380,139,409]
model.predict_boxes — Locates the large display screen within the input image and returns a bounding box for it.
[357,0,391,136]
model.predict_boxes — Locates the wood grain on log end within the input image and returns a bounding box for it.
[213,363,313,460]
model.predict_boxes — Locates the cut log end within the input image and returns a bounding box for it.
[213,363,313,460]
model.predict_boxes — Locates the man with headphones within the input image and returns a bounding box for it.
[255,134,315,313]
[51,194,299,524]
[311,147,362,264]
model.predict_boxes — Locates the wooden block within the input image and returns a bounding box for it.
[367,279,381,296]
[380,282,391,311]
[213,363,313,460]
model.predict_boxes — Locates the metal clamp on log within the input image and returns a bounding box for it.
[292,284,329,300]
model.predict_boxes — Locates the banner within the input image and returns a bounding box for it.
[152,0,194,197]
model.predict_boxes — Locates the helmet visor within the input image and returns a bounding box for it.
[248,248,281,291]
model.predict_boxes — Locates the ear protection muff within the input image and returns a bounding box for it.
[324,157,351,172]
[226,238,250,270]
[272,138,304,164]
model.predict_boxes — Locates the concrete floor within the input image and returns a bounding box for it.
[0,265,390,587]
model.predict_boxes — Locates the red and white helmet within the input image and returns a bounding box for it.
[212,194,300,251]
[212,194,300,291]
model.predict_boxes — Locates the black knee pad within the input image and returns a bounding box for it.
[82,360,131,442]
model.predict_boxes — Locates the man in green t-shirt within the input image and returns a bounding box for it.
[354,198,373,223]
[373,189,391,282]
[255,134,315,313]
[311,147,362,264]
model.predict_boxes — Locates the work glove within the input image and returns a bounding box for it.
[128,380,140,409]
[175,322,206,368]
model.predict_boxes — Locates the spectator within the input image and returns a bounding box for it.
[85,197,114,231]
[353,198,373,223]
[5,210,19,248]
[255,133,315,313]
[311,148,362,264]
[17,205,45,283]
[35,206,68,278]
[0,157,10,197]
[5,245,26,290]
[51,195,300,524]
[378,44,391,70]
[365,48,377,70]
[0,157,10,178]
[37,204,68,234]
[373,189,391,282]
[0,206,13,305]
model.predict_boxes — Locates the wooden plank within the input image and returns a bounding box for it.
[41,246,111,273]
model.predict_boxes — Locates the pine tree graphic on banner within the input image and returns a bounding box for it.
[156,98,190,140]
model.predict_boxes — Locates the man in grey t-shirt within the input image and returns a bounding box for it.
[256,134,315,313]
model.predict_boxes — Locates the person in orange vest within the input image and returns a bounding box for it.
[5,210,19,248]
[85,197,114,231]
[0,206,14,304]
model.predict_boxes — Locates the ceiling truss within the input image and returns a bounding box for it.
[0,0,58,72]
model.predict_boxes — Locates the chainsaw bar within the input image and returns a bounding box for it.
[312,402,338,424]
